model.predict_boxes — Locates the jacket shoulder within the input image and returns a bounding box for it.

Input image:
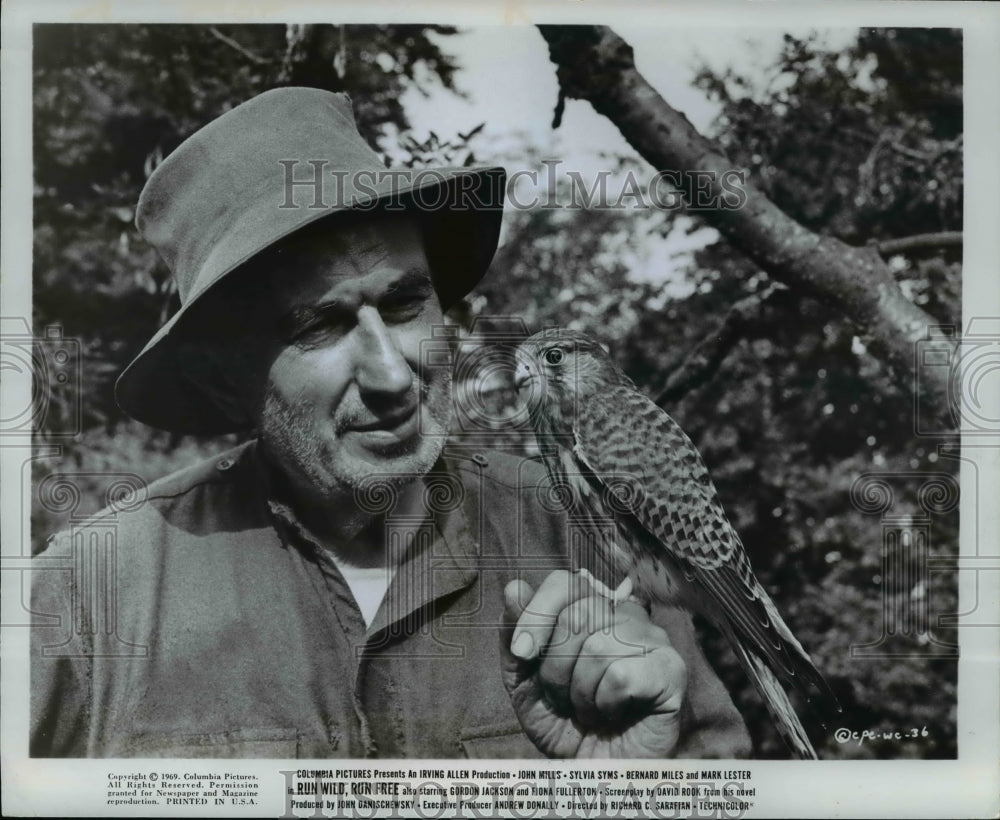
[448,449,547,493]
[39,440,258,556]
[142,440,254,502]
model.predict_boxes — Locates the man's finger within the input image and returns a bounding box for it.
[594,648,687,721]
[569,621,649,727]
[536,593,616,715]
[499,579,536,683]
[501,579,533,640]
[507,570,590,662]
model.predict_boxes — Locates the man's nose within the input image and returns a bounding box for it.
[353,306,413,396]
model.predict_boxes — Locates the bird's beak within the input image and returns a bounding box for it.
[513,359,533,390]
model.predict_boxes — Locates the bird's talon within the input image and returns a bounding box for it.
[578,569,634,609]
[612,576,634,607]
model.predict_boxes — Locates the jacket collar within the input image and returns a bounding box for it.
[244,439,480,638]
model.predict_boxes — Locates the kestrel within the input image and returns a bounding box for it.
[514,328,837,759]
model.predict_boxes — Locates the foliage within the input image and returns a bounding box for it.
[678,33,960,759]
[31,24,960,759]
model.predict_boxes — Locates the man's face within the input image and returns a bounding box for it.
[256,212,453,502]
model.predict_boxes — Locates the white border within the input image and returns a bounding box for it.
[3,2,998,818]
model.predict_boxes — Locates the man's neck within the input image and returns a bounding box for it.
[316,480,428,570]
[262,458,428,569]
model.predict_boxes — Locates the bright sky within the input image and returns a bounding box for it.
[400,26,859,289]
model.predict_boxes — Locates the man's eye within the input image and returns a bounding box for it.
[293,326,337,347]
[380,293,428,322]
[290,314,350,346]
[544,348,564,365]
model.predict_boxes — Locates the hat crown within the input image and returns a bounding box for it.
[136,87,386,304]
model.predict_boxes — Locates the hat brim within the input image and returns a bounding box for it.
[115,166,505,434]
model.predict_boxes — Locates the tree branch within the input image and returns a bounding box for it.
[208,27,272,65]
[875,231,962,257]
[654,285,794,406]
[280,24,315,82]
[538,24,956,429]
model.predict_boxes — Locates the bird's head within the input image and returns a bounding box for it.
[514,329,628,433]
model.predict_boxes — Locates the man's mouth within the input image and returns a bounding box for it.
[346,404,419,437]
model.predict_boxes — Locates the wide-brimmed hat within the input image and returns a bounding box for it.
[115,86,506,434]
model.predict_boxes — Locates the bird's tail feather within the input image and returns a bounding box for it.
[759,593,841,715]
[732,640,818,760]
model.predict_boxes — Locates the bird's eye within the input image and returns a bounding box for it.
[544,347,564,366]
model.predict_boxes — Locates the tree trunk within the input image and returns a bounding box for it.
[539,25,957,430]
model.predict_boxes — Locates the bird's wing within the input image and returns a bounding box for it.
[538,443,636,591]
[572,386,834,705]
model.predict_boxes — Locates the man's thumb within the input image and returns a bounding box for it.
[499,579,535,684]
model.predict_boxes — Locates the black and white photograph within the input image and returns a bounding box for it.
[2,2,998,818]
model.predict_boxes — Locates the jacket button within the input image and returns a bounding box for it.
[217,457,234,471]
[472,453,489,468]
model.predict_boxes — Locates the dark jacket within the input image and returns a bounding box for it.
[30,441,751,758]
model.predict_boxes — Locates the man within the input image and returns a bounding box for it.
[30,87,751,758]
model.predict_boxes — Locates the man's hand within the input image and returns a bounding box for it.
[500,569,687,758]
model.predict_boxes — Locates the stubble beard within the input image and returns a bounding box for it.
[259,369,455,506]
